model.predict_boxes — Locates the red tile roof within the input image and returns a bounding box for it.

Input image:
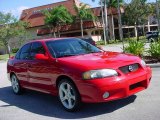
[37,20,102,35]
[20,0,77,28]
[92,6,124,17]
[20,0,123,28]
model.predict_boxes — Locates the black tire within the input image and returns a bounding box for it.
[58,79,81,112]
[10,74,24,95]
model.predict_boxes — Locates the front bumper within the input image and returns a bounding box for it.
[77,66,152,103]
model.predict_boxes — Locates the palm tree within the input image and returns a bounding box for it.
[92,0,124,42]
[117,0,124,49]
[156,0,160,31]
[94,0,109,44]
[107,0,123,40]
[103,0,110,44]
[100,0,107,45]
[43,5,73,38]
[74,4,96,37]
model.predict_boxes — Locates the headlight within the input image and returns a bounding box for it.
[141,60,146,67]
[83,69,118,80]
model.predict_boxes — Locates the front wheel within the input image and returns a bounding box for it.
[11,74,23,94]
[58,79,81,111]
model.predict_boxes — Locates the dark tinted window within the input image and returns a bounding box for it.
[146,32,152,34]
[82,38,92,42]
[46,38,101,58]
[15,49,21,59]
[81,38,95,45]
[19,43,31,60]
[30,42,45,59]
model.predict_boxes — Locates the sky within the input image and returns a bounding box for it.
[0,0,156,18]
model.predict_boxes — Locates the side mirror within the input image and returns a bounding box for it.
[35,54,49,60]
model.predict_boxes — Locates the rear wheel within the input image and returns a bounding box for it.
[11,74,23,94]
[58,79,81,111]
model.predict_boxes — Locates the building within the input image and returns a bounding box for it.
[9,0,159,49]
[16,0,123,43]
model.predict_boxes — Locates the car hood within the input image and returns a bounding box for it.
[58,52,141,71]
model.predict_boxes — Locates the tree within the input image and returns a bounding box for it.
[107,0,124,40]
[92,0,124,44]
[43,5,73,38]
[0,12,27,57]
[156,0,160,31]
[74,3,96,37]
[93,0,109,44]
[123,0,152,41]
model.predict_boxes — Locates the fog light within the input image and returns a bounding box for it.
[103,92,109,99]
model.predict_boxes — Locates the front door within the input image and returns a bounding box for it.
[28,42,55,93]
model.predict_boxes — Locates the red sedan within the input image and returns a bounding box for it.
[7,38,152,111]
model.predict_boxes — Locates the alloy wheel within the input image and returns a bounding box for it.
[59,82,76,109]
[11,75,20,94]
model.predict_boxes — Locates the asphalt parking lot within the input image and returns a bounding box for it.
[0,61,160,120]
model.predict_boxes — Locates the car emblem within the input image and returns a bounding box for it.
[128,65,134,72]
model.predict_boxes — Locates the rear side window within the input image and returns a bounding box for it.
[15,49,21,59]
[19,43,31,60]
[30,42,45,59]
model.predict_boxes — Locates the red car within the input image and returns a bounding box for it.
[7,38,152,111]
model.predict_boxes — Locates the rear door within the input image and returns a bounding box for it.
[13,43,32,87]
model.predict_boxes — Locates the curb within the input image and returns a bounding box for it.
[147,63,160,68]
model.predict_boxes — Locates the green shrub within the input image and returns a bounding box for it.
[96,40,105,45]
[148,42,160,58]
[124,40,145,56]
[96,40,120,45]
[124,36,146,42]
[109,39,120,44]
[12,48,19,53]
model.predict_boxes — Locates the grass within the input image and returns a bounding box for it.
[0,53,15,61]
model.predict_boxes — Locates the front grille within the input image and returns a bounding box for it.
[119,63,139,74]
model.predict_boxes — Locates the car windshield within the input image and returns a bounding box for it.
[46,38,101,58]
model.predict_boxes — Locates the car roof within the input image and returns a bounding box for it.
[27,37,77,43]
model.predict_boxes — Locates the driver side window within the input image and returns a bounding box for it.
[30,42,45,59]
